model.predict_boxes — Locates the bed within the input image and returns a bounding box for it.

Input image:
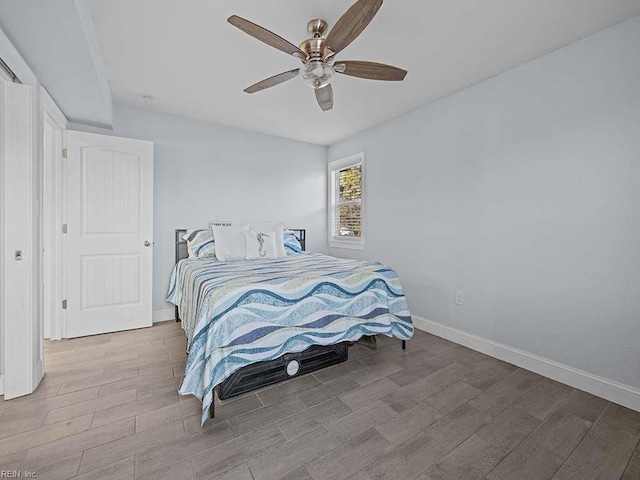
[169,228,413,425]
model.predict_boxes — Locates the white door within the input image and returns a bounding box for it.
[66,131,153,338]
[1,80,43,398]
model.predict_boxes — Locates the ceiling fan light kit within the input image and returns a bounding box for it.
[299,60,335,89]
[228,0,407,111]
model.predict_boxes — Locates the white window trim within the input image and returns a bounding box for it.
[328,152,365,250]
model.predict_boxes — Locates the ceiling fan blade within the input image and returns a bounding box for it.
[244,69,300,94]
[325,0,383,55]
[315,84,334,111]
[337,61,407,81]
[228,15,306,58]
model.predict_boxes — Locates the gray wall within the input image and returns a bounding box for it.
[328,16,640,389]
[75,104,328,311]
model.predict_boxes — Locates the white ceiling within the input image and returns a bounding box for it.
[88,0,640,145]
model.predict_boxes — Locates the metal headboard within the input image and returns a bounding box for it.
[174,228,306,321]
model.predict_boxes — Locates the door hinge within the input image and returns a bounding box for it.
[62,224,67,234]
[62,148,68,158]
[62,299,67,309]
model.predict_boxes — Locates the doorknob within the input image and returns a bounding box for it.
[144,240,151,247]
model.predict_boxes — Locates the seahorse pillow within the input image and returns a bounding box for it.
[244,231,279,260]
[249,222,286,258]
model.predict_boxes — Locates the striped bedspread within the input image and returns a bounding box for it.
[167,252,413,425]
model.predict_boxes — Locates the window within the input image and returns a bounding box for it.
[328,152,364,250]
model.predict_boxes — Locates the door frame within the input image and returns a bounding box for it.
[41,88,68,340]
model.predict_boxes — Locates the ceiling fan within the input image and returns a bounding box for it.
[228,0,407,112]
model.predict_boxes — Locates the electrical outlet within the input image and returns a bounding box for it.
[455,290,464,306]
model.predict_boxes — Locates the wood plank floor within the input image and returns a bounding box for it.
[1,321,639,480]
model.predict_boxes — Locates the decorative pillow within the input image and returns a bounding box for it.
[284,231,303,254]
[212,225,250,261]
[182,229,216,259]
[249,222,286,257]
[244,231,279,260]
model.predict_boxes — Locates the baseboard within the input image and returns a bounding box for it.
[0,373,4,396]
[412,316,640,413]
[153,308,176,323]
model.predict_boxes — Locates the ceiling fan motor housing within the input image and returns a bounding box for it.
[298,26,336,89]
[299,37,328,59]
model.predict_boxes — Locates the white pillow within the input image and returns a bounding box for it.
[244,231,278,260]
[249,222,286,258]
[212,225,249,261]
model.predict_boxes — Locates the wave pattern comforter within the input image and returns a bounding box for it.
[167,252,413,425]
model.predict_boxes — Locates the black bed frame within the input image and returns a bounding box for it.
[174,227,405,419]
